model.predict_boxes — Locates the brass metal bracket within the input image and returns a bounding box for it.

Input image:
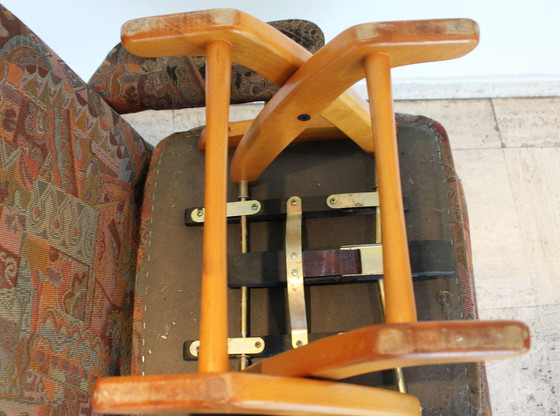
[326,192,380,209]
[340,244,383,276]
[190,200,261,223]
[285,196,308,348]
[188,337,265,358]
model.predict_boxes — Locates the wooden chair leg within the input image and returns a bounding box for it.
[364,51,416,323]
[198,39,232,373]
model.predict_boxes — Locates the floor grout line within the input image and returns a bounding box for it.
[479,303,560,312]
[489,98,506,149]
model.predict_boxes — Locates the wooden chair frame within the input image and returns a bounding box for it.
[93,9,529,415]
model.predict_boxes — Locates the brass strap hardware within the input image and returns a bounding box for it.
[341,244,383,276]
[327,192,380,209]
[188,337,265,357]
[190,200,261,223]
[285,196,308,348]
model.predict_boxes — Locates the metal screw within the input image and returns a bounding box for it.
[255,341,262,348]
[297,114,311,121]
[296,340,303,347]
[196,209,204,217]
[291,269,298,277]
[290,198,298,206]
[290,252,298,259]
[329,198,337,205]
[251,203,259,211]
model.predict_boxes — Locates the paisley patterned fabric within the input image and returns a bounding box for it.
[397,114,491,415]
[128,136,167,377]
[441,123,491,416]
[0,5,151,415]
[88,20,325,114]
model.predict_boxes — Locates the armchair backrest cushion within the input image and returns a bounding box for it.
[0,6,151,414]
[88,19,325,113]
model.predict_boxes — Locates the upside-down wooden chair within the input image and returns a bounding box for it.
[91,9,530,416]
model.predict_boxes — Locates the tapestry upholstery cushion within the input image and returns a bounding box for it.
[88,19,325,114]
[0,6,151,415]
[397,114,491,415]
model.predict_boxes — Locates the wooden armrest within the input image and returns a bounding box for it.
[230,18,479,183]
[93,372,421,415]
[245,320,530,380]
[121,9,373,154]
[199,116,347,149]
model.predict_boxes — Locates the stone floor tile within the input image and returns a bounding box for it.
[122,109,174,147]
[503,148,560,306]
[480,306,559,416]
[452,149,537,309]
[395,99,501,150]
[172,103,264,134]
[540,304,560,362]
[172,107,206,133]
[492,97,560,148]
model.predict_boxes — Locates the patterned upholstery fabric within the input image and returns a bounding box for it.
[0,6,151,414]
[397,114,491,415]
[443,127,492,416]
[88,20,325,114]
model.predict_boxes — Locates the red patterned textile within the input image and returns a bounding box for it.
[129,138,167,377]
[437,119,491,416]
[0,6,151,415]
[88,20,324,114]
[397,114,491,415]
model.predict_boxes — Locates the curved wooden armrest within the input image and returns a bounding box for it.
[230,18,479,183]
[198,116,347,149]
[121,9,373,153]
[93,372,421,415]
[245,320,530,380]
